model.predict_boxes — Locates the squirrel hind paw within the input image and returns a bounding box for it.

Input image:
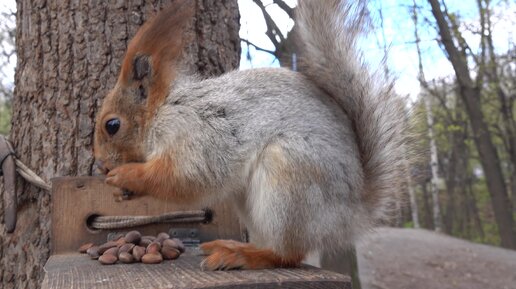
[200,247,245,271]
[199,240,303,270]
[200,239,248,255]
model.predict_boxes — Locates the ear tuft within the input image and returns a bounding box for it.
[133,55,151,81]
[119,0,194,115]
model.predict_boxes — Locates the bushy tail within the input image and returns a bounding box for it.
[295,0,406,223]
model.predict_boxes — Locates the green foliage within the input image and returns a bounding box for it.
[0,101,11,135]
[403,221,414,228]
[409,76,510,248]
[481,223,501,246]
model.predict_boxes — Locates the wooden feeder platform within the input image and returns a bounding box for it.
[42,249,351,289]
[40,177,352,289]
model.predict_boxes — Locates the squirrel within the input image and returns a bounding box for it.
[94,0,406,270]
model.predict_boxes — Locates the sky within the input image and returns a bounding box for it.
[0,0,514,103]
[239,0,515,102]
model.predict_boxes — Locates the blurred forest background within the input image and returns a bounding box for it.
[0,0,515,251]
[0,2,14,135]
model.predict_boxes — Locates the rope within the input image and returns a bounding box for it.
[3,138,52,191]
[1,136,212,230]
[0,152,14,169]
[90,210,209,230]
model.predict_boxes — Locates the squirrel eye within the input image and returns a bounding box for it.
[105,118,120,136]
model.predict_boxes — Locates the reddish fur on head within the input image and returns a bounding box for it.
[94,0,194,172]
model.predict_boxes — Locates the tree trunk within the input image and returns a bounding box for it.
[467,177,485,239]
[428,0,515,249]
[443,153,457,235]
[403,145,420,228]
[455,124,471,239]
[321,246,362,289]
[511,171,516,215]
[421,182,434,230]
[481,0,516,217]
[412,1,440,232]
[0,1,239,288]
[424,93,443,232]
[443,125,464,235]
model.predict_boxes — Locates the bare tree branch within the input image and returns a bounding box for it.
[252,0,285,49]
[241,39,276,55]
[273,0,294,19]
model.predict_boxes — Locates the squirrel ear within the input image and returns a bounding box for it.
[133,55,151,82]
[132,55,152,103]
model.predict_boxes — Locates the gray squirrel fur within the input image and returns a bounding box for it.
[148,0,405,255]
[96,0,406,263]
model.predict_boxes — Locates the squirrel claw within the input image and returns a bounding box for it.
[122,190,134,200]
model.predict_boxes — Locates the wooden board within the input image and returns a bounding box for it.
[41,249,352,289]
[51,176,244,254]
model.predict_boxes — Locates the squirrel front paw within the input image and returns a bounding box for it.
[106,163,146,196]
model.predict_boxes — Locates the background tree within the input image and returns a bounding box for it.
[284,0,516,250]
[423,92,443,232]
[0,1,240,288]
[412,0,443,232]
[0,4,14,135]
[241,0,297,68]
[426,0,515,249]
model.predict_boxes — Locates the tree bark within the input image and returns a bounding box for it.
[0,1,239,288]
[428,0,515,249]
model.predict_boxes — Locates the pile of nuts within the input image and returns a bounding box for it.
[78,231,185,265]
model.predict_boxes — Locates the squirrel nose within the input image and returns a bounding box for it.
[93,160,108,176]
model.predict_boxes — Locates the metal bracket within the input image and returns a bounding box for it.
[0,135,17,233]
[103,228,201,247]
[169,228,200,247]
